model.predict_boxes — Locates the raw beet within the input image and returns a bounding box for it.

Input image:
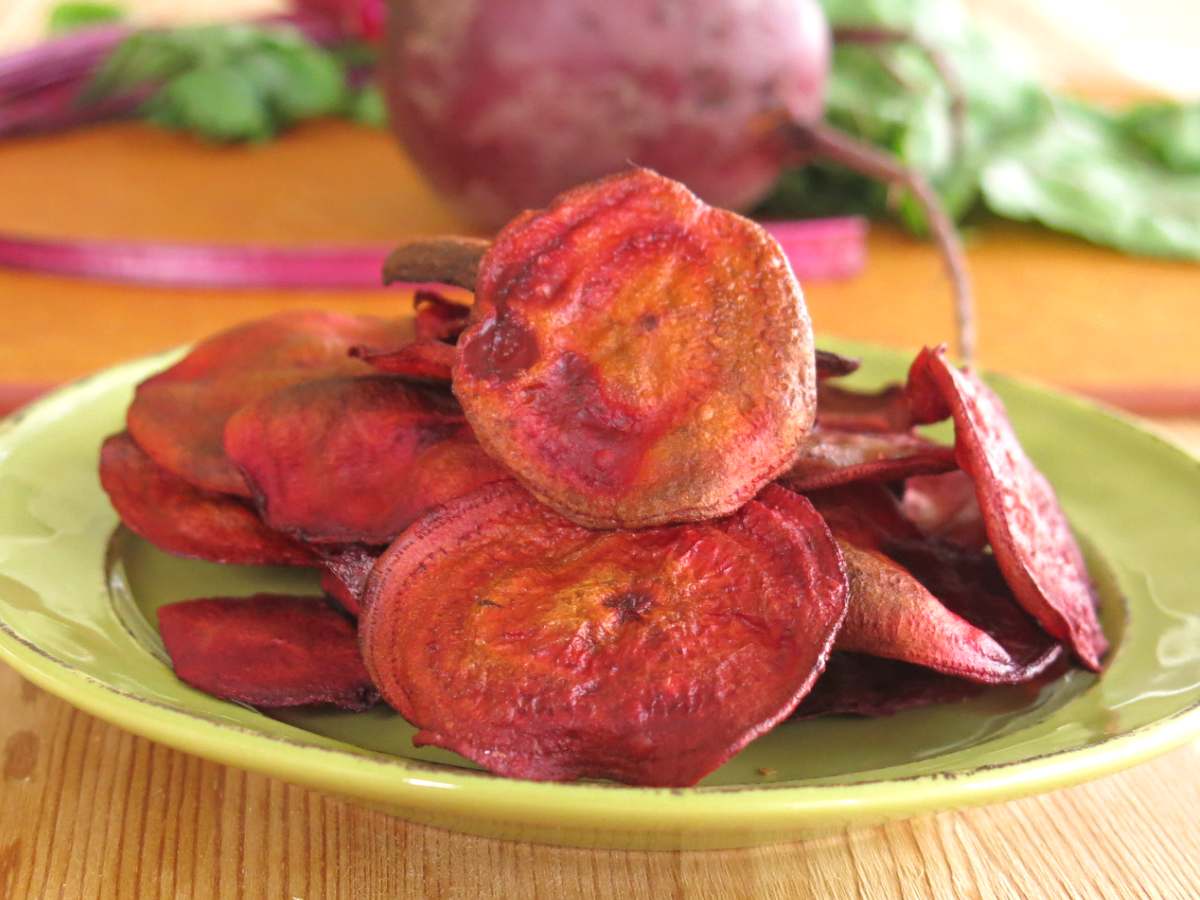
[907,347,1107,670]
[224,374,511,545]
[383,0,975,360]
[158,594,378,710]
[99,432,317,567]
[350,339,455,384]
[452,168,816,529]
[360,481,847,786]
[779,427,956,492]
[127,311,408,496]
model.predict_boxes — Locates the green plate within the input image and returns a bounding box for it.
[1,342,1198,850]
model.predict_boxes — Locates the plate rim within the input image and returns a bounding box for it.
[2,346,1199,838]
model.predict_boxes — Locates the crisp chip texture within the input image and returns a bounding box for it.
[452,168,816,528]
[908,347,1107,670]
[99,432,317,567]
[793,652,985,719]
[316,544,383,618]
[350,340,455,384]
[413,290,472,343]
[128,311,408,496]
[360,481,847,786]
[764,484,1060,684]
[779,428,956,492]
[225,375,511,545]
[902,470,987,550]
[158,594,378,710]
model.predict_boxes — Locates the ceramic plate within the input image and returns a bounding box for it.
[1,341,1198,850]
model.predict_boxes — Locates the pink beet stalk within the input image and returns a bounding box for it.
[762,217,868,281]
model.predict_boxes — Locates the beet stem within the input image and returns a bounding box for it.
[787,120,975,362]
[382,237,490,291]
[832,26,968,163]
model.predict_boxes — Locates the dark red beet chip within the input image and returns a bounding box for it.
[901,470,987,551]
[158,594,378,710]
[805,483,923,550]
[350,339,455,384]
[225,374,511,545]
[413,289,472,343]
[816,383,915,432]
[361,481,847,786]
[906,346,1107,670]
[779,427,956,492]
[316,544,383,618]
[792,653,985,719]
[127,311,409,497]
[451,168,816,529]
[99,432,317,567]
[815,349,861,380]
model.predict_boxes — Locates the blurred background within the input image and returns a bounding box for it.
[0,0,1196,436]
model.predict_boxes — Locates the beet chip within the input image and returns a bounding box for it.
[816,383,915,432]
[158,594,378,710]
[816,349,861,380]
[350,339,455,384]
[902,470,988,551]
[99,432,316,567]
[413,290,471,343]
[316,545,382,617]
[360,481,847,786]
[907,347,1107,670]
[225,375,511,545]
[128,311,409,496]
[835,540,1061,684]
[451,168,816,529]
[806,483,923,551]
[779,428,956,492]
[793,653,985,719]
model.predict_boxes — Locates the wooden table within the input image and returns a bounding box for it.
[2,5,1200,886]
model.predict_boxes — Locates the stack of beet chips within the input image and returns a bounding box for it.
[100,170,1106,787]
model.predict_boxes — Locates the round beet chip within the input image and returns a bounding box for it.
[158,594,378,711]
[452,168,817,528]
[100,432,317,567]
[225,375,511,546]
[907,347,1108,670]
[128,311,410,496]
[360,481,847,786]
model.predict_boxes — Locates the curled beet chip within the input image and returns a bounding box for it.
[99,432,317,567]
[413,290,471,343]
[128,311,409,496]
[350,339,455,385]
[158,594,378,710]
[907,346,1107,670]
[902,470,987,551]
[793,653,985,719]
[225,375,511,545]
[451,168,816,529]
[360,481,847,786]
[816,383,915,432]
[779,428,956,492]
[806,483,923,550]
[316,544,382,618]
[816,349,861,380]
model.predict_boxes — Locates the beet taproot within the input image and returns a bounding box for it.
[383,0,975,359]
[907,347,1107,670]
[99,432,317,567]
[127,311,408,496]
[225,374,511,545]
[360,481,847,786]
[158,594,378,710]
[778,427,956,492]
[451,168,816,529]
